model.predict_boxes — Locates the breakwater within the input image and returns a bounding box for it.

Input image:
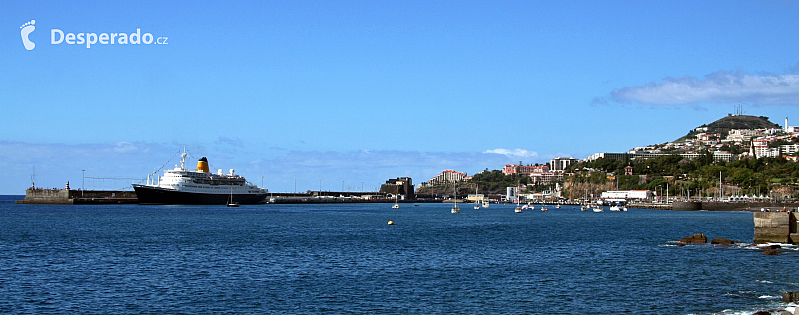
[753,212,798,244]
[15,188,138,204]
[672,201,799,211]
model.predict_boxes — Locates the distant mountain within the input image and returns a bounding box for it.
[675,115,781,142]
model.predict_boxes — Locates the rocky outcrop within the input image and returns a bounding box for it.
[782,291,799,303]
[710,238,740,244]
[762,249,782,255]
[678,233,707,244]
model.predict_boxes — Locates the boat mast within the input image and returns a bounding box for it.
[180,147,187,171]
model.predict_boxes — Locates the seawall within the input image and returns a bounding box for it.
[753,212,798,244]
[671,201,798,211]
[15,188,138,204]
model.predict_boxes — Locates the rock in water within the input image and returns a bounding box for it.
[762,249,782,255]
[679,233,707,244]
[711,238,738,244]
[783,291,799,303]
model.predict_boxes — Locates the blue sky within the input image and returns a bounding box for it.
[2,1,799,194]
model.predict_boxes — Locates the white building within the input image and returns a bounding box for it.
[550,157,577,171]
[505,187,517,202]
[427,170,467,184]
[600,190,651,201]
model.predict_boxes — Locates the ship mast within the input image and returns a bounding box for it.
[179,147,187,170]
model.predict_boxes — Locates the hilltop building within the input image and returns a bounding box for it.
[425,170,467,185]
[550,157,577,171]
[502,164,549,175]
[586,151,734,163]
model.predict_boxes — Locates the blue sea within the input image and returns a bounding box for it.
[1,195,797,314]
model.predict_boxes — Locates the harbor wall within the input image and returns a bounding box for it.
[15,188,138,204]
[17,188,73,204]
[753,212,798,244]
[671,201,799,211]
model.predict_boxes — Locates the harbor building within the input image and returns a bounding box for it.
[379,177,415,200]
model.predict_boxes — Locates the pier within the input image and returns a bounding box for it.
[753,212,798,244]
[15,188,138,205]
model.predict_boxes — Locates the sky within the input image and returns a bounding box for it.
[2,1,799,194]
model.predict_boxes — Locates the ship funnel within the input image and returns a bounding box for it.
[197,157,210,173]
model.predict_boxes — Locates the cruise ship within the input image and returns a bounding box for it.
[132,151,268,205]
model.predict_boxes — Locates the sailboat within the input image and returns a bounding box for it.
[473,185,480,210]
[392,194,400,209]
[514,197,522,213]
[227,187,239,207]
[451,183,460,214]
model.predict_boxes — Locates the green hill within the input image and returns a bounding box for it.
[676,115,780,142]
[704,115,780,131]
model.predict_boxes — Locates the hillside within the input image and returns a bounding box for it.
[676,115,780,142]
[704,115,780,131]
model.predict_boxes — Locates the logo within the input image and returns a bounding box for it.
[19,20,168,50]
[20,20,35,50]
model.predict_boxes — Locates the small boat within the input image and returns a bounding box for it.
[592,206,604,212]
[580,204,589,211]
[482,199,489,208]
[473,185,480,209]
[540,206,548,212]
[609,205,621,211]
[392,194,400,209]
[227,188,239,207]
[514,198,522,213]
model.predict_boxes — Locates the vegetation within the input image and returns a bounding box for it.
[416,115,797,200]
[564,154,799,200]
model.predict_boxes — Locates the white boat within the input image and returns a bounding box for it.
[392,194,399,209]
[592,206,604,212]
[473,185,480,209]
[133,149,268,205]
[482,199,490,208]
[514,198,522,213]
[609,205,621,211]
[227,187,239,207]
[580,204,589,211]
[540,206,548,212]
[555,204,561,209]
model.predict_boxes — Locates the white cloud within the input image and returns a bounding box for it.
[608,70,799,106]
[483,148,539,158]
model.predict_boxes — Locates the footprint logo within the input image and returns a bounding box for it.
[20,20,35,50]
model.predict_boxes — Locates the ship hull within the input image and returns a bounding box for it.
[133,185,266,205]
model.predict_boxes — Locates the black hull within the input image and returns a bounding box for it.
[133,185,266,205]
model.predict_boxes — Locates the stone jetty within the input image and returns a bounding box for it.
[753,212,798,244]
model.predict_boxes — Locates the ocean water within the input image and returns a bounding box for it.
[0,196,797,314]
